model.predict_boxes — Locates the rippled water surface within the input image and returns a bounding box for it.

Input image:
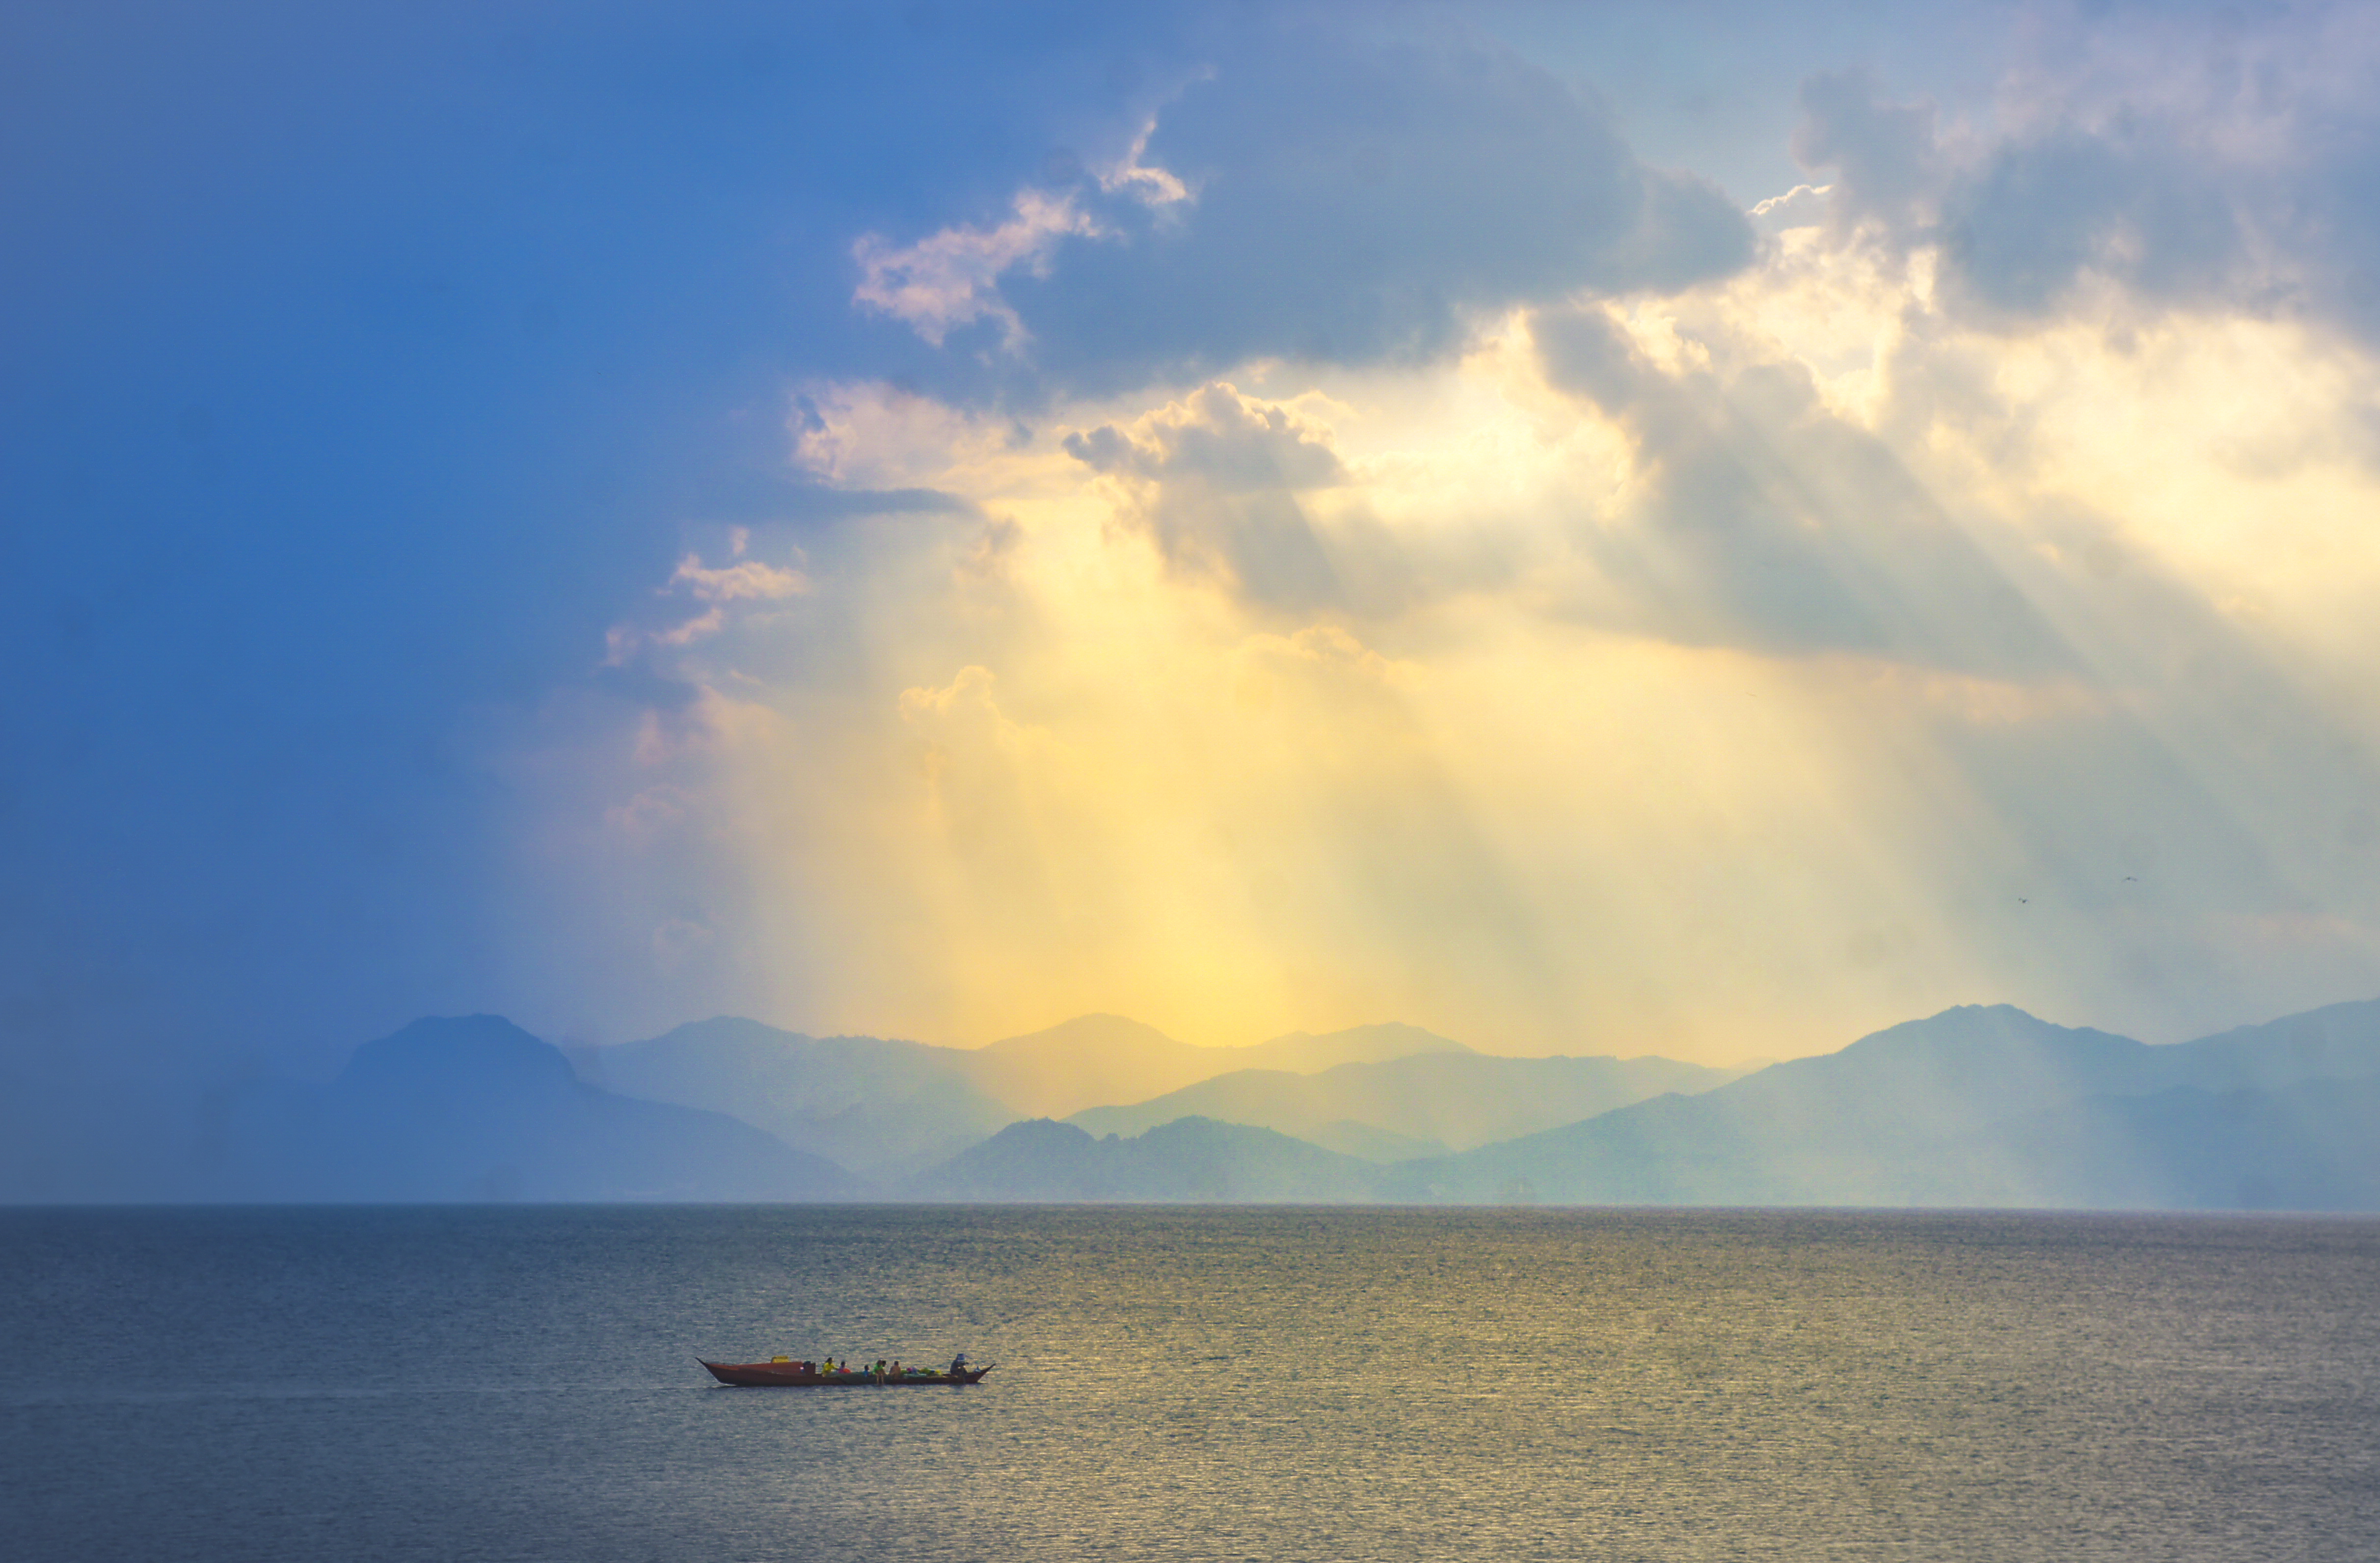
[4,1206,2377,1561]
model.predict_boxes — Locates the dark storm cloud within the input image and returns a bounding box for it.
[1792,42,2380,343]
[923,28,1757,386]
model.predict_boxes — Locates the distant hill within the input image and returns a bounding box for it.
[944,1015,1471,1119]
[906,1116,1383,1203]
[1303,1120,1454,1161]
[576,1013,1481,1175]
[1232,1023,1472,1074]
[2150,999,2380,1091]
[1069,1051,1746,1157]
[19,999,2380,1209]
[947,1014,1220,1120]
[582,1017,1012,1180]
[0,1016,858,1203]
[1394,1002,2380,1208]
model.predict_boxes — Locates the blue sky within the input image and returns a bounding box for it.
[9,0,2380,1077]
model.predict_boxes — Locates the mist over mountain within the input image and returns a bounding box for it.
[576,1014,1477,1172]
[579,1017,1014,1180]
[1069,1051,1746,1158]
[947,1016,1469,1120]
[1229,1024,1474,1074]
[906,1117,1383,1204]
[946,1014,1216,1121]
[14,998,2380,1209]
[1395,1002,2380,1209]
[1,1017,855,1203]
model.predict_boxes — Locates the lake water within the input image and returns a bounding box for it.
[3,1206,2376,1561]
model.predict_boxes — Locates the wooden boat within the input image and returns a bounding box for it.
[699,1358,994,1388]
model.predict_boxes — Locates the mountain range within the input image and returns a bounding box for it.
[1400,1000,2380,1209]
[1,1017,854,1203]
[573,1013,1481,1176]
[1068,1051,1750,1158]
[910,1116,1382,1204]
[8,998,2380,1209]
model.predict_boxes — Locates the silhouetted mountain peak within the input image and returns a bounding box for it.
[339,1015,579,1095]
[909,1114,1381,1202]
[1001,1117,1098,1146]
[649,1016,817,1053]
[1816,1004,2142,1075]
[586,1017,1014,1179]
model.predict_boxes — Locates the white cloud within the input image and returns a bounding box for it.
[653,607,725,647]
[668,553,810,602]
[1097,115,1193,208]
[851,188,1101,349]
[1750,183,1834,234]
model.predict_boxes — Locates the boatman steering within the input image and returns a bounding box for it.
[948,1353,968,1379]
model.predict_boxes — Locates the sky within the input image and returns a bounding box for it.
[9,0,2380,1077]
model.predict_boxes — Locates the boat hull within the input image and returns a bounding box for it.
[699,1360,992,1388]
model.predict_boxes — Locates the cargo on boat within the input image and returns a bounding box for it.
[699,1357,992,1387]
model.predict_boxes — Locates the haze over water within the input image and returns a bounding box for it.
[7,1206,2376,1562]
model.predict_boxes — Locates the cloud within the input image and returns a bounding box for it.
[1065,382,1347,607]
[1792,69,1944,241]
[668,554,810,603]
[1533,304,2068,675]
[861,27,1754,386]
[1237,623,1407,696]
[676,466,975,528]
[653,607,726,647]
[1941,123,2247,318]
[845,99,1200,354]
[1750,183,1834,235]
[1064,382,1344,491]
[1789,22,2380,344]
[852,189,1102,348]
[602,548,813,660]
[899,663,1010,731]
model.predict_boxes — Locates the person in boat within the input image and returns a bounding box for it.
[948,1353,968,1378]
